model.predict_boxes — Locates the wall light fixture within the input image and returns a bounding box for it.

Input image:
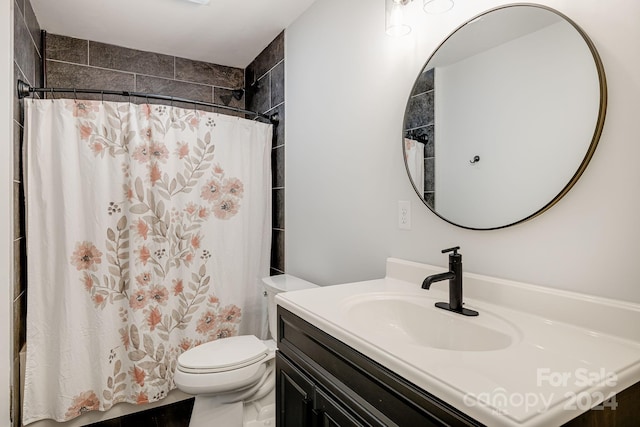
[386,0,455,37]
[424,0,454,14]
[385,0,413,37]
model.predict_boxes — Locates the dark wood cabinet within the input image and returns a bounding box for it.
[276,306,482,427]
[313,387,368,427]
[277,352,314,426]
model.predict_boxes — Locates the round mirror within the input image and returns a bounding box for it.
[403,4,606,230]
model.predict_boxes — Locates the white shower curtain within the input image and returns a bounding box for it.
[404,138,425,195]
[22,98,272,424]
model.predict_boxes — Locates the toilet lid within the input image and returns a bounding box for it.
[177,335,269,374]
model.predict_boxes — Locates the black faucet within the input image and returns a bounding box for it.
[421,246,478,316]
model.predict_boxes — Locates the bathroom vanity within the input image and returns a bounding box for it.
[274,259,640,426]
[276,307,480,426]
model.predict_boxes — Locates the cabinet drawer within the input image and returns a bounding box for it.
[278,307,482,427]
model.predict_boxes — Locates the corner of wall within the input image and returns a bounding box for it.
[245,31,286,276]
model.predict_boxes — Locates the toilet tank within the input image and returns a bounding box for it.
[262,274,318,339]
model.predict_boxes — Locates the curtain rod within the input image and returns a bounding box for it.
[16,80,279,124]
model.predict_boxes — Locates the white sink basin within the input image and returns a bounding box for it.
[341,294,520,351]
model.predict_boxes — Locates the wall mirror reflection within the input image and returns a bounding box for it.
[403,4,607,230]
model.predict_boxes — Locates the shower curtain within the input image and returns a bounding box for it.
[22,98,272,424]
[404,138,425,195]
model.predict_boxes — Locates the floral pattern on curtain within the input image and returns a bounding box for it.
[23,99,272,424]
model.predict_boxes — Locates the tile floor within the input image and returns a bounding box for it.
[86,399,194,427]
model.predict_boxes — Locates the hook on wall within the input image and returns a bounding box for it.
[231,89,244,101]
[470,155,480,164]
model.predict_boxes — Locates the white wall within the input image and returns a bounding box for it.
[1,0,14,425]
[285,0,640,304]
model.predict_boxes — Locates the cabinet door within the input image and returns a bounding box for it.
[314,388,368,427]
[276,352,314,427]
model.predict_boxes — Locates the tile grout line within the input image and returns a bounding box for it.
[22,8,42,59]
[255,58,284,84]
[14,60,30,87]
[265,101,284,116]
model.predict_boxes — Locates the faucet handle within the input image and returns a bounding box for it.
[441,246,460,255]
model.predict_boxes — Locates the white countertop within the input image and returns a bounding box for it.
[275,258,640,427]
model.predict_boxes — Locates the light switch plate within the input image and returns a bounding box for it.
[398,200,411,230]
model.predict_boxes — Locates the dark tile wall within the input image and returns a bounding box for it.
[404,68,435,207]
[246,32,285,275]
[13,1,42,426]
[45,33,245,113]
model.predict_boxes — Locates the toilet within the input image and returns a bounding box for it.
[174,274,318,426]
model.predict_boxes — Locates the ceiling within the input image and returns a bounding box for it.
[430,6,563,68]
[30,0,318,68]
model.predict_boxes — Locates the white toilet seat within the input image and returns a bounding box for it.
[175,335,275,395]
[178,335,269,374]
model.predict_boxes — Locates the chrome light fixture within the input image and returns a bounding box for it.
[386,0,455,36]
[423,0,454,14]
[386,0,413,37]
